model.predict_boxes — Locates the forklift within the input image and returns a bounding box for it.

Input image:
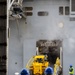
[26,40,62,75]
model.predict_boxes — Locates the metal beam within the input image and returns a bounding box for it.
[8,0,15,10]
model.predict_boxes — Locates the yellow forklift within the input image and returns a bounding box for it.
[26,40,62,75]
[26,55,49,75]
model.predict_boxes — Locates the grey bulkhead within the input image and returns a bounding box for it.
[8,0,75,75]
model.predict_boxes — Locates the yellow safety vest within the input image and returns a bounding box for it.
[69,67,74,74]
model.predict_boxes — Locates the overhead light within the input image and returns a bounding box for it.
[58,22,64,28]
[12,14,22,18]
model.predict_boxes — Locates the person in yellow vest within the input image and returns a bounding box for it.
[69,65,74,75]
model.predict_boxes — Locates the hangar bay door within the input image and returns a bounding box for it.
[36,40,63,67]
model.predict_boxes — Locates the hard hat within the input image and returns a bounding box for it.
[45,67,53,74]
[20,68,29,75]
[70,64,72,67]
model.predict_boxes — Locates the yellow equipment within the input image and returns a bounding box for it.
[54,57,62,75]
[26,55,49,75]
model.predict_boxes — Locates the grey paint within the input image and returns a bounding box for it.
[8,0,75,75]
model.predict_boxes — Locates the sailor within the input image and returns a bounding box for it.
[45,67,53,75]
[20,68,29,75]
[69,65,74,75]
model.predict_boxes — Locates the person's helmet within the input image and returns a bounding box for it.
[70,64,72,67]
[20,68,29,75]
[45,67,53,74]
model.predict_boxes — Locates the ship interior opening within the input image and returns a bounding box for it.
[36,40,63,67]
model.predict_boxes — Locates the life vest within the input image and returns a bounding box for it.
[69,67,74,74]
